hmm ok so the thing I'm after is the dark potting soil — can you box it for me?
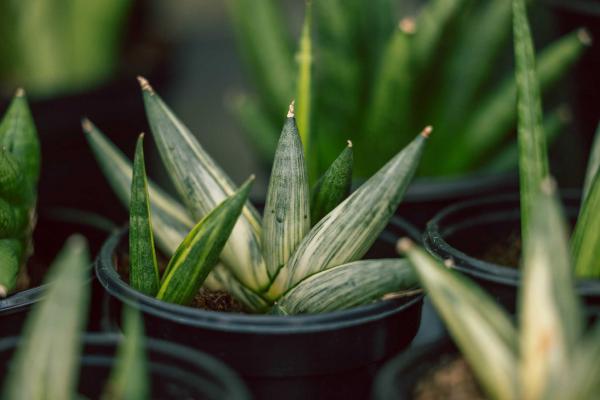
[477,229,521,268]
[117,252,248,313]
[413,355,486,400]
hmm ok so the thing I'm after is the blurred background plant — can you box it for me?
[226,0,590,180]
[0,0,133,98]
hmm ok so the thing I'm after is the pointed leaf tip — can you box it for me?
[347,140,353,148]
[540,176,558,195]
[577,28,592,46]
[396,238,415,254]
[15,88,25,97]
[399,18,416,34]
[137,76,154,94]
[287,100,295,118]
[81,118,94,133]
[421,126,433,138]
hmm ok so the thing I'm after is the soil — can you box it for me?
[413,355,486,400]
[117,251,248,313]
[478,229,521,268]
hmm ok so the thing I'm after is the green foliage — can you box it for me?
[0,90,40,296]
[400,179,600,400]
[227,0,587,178]
[88,79,427,313]
[0,0,132,97]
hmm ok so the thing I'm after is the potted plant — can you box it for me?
[86,79,425,399]
[226,0,589,227]
[0,235,250,400]
[424,0,600,314]
[374,171,600,399]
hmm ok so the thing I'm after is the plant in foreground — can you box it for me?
[0,89,40,297]
[1,236,148,400]
[399,178,600,400]
[84,80,428,313]
[228,0,588,178]
[511,0,600,279]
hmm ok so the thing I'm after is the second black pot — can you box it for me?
[423,193,600,316]
[0,333,250,399]
[96,225,424,400]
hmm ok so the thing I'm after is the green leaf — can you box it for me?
[83,119,194,255]
[560,324,600,400]
[272,259,418,315]
[582,122,600,202]
[519,178,582,400]
[157,177,254,305]
[263,106,310,279]
[0,239,22,297]
[207,264,269,312]
[444,28,589,173]
[102,306,149,400]
[140,79,270,292]
[227,0,294,115]
[0,147,29,203]
[295,1,313,156]
[2,235,90,400]
[398,239,518,400]
[310,140,353,225]
[0,89,40,185]
[266,128,429,299]
[129,134,159,296]
[572,170,600,278]
[513,0,550,249]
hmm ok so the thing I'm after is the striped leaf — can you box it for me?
[0,148,30,203]
[582,122,600,202]
[559,324,600,400]
[295,1,313,156]
[263,105,310,279]
[513,0,550,249]
[157,177,254,306]
[310,140,353,225]
[399,239,518,400]
[129,134,160,296]
[267,129,429,299]
[0,89,40,185]
[272,259,418,315]
[2,235,90,400]
[519,178,582,400]
[444,28,589,173]
[102,306,149,400]
[83,119,193,255]
[140,79,270,292]
[572,170,600,278]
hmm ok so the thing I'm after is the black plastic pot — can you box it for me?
[0,333,250,399]
[96,225,424,400]
[372,338,456,400]
[0,208,116,337]
[396,172,517,229]
[423,193,600,316]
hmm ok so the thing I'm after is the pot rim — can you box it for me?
[96,228,423,335]
[424,192,600,294]
[0,332,251,399]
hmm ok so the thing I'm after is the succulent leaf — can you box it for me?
[1,235,90,400]
[582,122,600,202]
[157,177,254,305]
[267,129,428,299]
[295,1,313,156]
[310,141,353,225]
[571,170,600,278]
[519,178,582,400]
[129,134,160,296]
[272,258,418,315]
[140,79,270,292]
[263,107,310,279]
[399,239,518,400]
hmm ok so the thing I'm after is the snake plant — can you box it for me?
[1,236,148,400]
[85,79,427,313]
[511,0,600,279]
[0,89,40,297]
[228,0,588,179]
[399,178,600,400]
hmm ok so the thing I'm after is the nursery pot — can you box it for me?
[0,333,250,399]
[96,224,424,400]
[396,171,517,229]
[0,208,115,337]
[372,338,460,400]
[423,193,600,316]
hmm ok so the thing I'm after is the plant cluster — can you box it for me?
[85,80,428,313]
[0,90,40,297]
[228,0,588,178]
